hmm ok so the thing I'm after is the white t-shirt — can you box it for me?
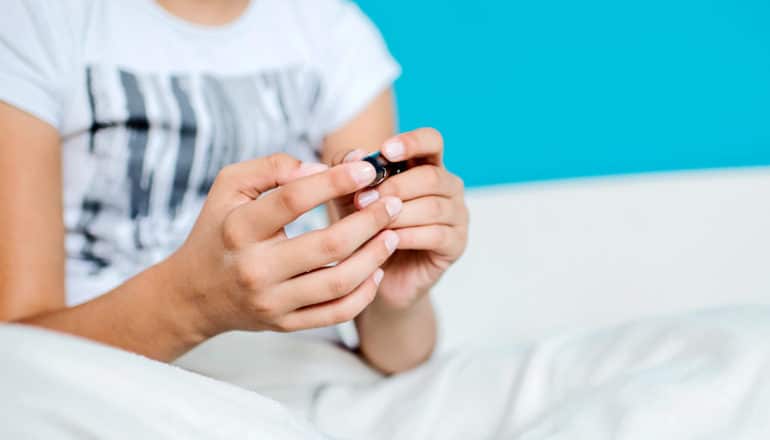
[0,0,399,339]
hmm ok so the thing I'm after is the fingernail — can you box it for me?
[343,149,366,163]
[383,139,405,161]
[373,268,384,286]
[384,197,402,217]
[358,190,380,208]
[384,230,400,252]
[350,162,376,185]
[298,162,329,176]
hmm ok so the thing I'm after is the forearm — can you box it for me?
[15,260,211,362]
[355,292,437,375]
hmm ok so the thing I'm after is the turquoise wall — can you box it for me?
[356,0,770,187]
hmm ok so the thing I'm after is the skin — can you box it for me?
[0,1,469,375]
[0,103,65,319]
[322,91,469,373]
[1,97,402,361]
[155,0,251,26]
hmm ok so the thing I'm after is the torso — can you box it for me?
[60,0,329,304]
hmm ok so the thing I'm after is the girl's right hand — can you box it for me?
[166,153,402,338]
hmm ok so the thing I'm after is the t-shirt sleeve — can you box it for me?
[305,0,402,135]
[0,0,78,130]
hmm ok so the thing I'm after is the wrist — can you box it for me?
[153,255,221,347]
[362,288,432,323]
[356,291,437,374]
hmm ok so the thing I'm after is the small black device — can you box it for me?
[362,151,409,187]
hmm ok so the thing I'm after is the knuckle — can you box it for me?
[379,178,401,198]
[250,294,277,317]
[277,187,305,215]
[221,217,242,250]
[424,127,444,146]
[330,150,348,166]
[326,273,353,297]
[426,227,444,248]
[216,164,238,183]
[430,198,445,219]
[267,153,295,172]
[234,259,267,291]
[320,233,349,260]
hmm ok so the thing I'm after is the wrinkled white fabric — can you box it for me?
[4,306,770,439]
[180,306,770,439]
[0,326,324,439]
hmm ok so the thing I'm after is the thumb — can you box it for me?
[284,161,329,182]
[328,148,368,167]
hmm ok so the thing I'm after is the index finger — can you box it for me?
[227,161,377,242]
[381,127,444,165]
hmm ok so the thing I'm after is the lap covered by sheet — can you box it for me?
[180,306,770,439]
[0,325,323,439]
[4,306,770,439]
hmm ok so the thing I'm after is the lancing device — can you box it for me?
[362,151,409,187]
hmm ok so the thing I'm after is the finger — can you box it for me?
[273,230,397,313]
[285,162,331,181]
[263,197,402,280]
[209,153,307,203]
[381,127,444,164]
[343,149,368,163]
[388,196,460,229]
[326,150,371,219]
[361,165,460,204]
[395,225,466,258]
[328,148,369,167]
[275,269,383,332]
[225,161,377,244]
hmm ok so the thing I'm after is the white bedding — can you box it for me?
[4,306,770,439]
[434,167,770,350]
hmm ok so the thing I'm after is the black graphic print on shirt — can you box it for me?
[76,65,323,271]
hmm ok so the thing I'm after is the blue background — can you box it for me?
[355,0,770,187]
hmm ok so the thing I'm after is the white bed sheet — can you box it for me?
[433,167,770,351]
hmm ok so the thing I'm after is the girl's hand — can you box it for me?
[167,154,403,338]
[333,128,469,312]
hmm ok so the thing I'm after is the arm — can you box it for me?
[0,103,65,319]
[0,102,213,359]
[1,102,399,362]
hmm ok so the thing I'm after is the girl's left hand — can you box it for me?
[331,128,469,311]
